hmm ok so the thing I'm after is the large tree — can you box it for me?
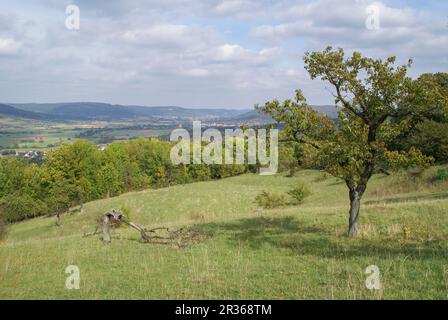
[258,47,447,237]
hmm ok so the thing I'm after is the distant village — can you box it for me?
[0,144,109,164]
[0,150,46,164]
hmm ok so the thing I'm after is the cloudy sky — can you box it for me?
[0,0,447,108]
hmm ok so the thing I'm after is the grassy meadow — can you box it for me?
[0,167,447,299]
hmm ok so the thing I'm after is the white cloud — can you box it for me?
[214,0,258,16]
[182,68,209,77]
[122,24,206,48]
[0,37,21,55]
[210,44,282,67]
[213,44,251,61]
[0,0,446,107]
[251,1,447,53]
[250,0,448,76]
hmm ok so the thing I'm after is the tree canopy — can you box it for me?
[0,139,248,223]
[258,47,448,237]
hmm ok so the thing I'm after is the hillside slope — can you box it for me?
[10,102,248,121]
[9,102,337,122]
[1,168,447,299]
[0,104,51,120]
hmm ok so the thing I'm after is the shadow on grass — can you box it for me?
[326,180,344,186]
[364,191,448,205]
[198,216,323,248]
[196,216,447,260]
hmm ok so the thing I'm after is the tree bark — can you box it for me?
[348,186,365,238]
[102,214,111,243]
[55,212,61,227]
[126,221,151,242]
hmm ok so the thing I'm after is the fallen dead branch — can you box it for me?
[83,209,203,247]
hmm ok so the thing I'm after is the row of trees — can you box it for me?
[0,138,249,223]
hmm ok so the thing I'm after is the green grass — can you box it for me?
[1,167,448,299]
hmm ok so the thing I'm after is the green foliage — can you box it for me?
[287,184,311,205]
[394,120,448,163]
[0,215,7,240]
[257,46,444,236]
[0,194,47,223]
[116,206,133,229]
[255,191,287,209]
[258,47,441,186]
[0,158,29,198]
[435,168,448,181]
[278,143,300,176]
[0,138,249,222]
[389,73,448,162]
[119,206,132,220]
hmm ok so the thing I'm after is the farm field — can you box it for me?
[0,117,172,151]
[0,118,99,150]
[0,167,447,299]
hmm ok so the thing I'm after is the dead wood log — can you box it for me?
[102,214,111,243]
[84,209,203,246]
[83,227,100,237]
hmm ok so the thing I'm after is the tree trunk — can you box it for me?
[348,186,365,238]
[55,212,61,227]
[102,215,111,243]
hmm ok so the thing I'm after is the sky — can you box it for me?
[0,0,447,109]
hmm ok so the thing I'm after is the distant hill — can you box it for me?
[10,102,248,121]
[5,102,338,122]
[0,104,52,120]
[10,102,143,120]
[227,110,273,124]
[312,105,338,119]
[228,105,338,124]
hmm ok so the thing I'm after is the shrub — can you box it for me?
[435,168,448,181]
[0,194,48,223]
[278,144,300,176]
[117,206,133,228]
[287,184,311,205]
[255,191,287,209]
[0,215,7,240]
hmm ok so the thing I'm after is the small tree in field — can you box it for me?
[258,47,447,237]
